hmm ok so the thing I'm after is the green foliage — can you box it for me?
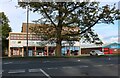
[0,12,12,39]
[0,26,2,37]
[18,2,120,44]
[0,12,12,55]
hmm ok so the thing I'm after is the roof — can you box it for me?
[81,43,120,49]
[103,43,120,49]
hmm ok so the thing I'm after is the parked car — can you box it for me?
[90,50,104,56]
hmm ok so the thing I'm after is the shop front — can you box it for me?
[10,47,22,56]
[9,39,56,57]
[9,32,81,57]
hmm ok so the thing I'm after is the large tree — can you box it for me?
[0,12,12,56]
[18,2,120,56]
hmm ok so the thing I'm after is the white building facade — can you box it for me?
[8,32,81,57]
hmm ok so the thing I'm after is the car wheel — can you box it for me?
[90,54,92,56]
[96,54,98,56]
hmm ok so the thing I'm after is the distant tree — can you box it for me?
[18,2,120,56]
[0,12,12,56]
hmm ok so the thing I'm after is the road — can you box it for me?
[2,56,120,78]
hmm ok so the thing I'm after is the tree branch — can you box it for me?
[63,3,84,21]
[80,17,101,34]
[41,4,57,27]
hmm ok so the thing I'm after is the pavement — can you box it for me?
[1,56,120,78]
[1,54,90,58]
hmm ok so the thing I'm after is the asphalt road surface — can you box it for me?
[2,56,120,78]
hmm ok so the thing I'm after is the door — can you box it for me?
[28,50,33,56]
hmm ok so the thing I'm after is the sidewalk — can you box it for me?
[1,54,119,59]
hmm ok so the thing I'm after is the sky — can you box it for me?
[0,0,120,44]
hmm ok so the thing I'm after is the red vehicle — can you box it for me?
[103,48,113,54]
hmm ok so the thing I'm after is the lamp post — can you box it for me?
[18,0,30,56]
[26,2,29,56]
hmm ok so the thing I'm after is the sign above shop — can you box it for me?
[9,40,80,47]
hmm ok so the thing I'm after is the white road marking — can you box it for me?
[77,60,81,62]
[40,69,52,78]
[94,65,103,67]
[47,68,58,70]
[106,64,114,66]
[79,66,88,68]
[8,69,25,74]
[4,62,13,64]
[62,66,72,69]
[29,68,41,72]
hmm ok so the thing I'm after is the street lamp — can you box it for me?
[26,2,29,56]
[18,0,30,56]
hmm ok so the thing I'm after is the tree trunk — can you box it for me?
[55,3,63,56]
[55,26,62,56]
[56,40,61,56]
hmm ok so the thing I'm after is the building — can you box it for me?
[8,23,81,57]
[81,44,102,54]
[103,43,120,54]
[81,43,120,54]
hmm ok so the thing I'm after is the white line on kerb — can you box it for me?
[8,69,25,74]
[40,69,52,78]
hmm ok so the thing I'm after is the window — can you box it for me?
[10,36,14,39]
[32,35,36,40]
[29,34,33,40]
[23,34,26,39]
[16,34,20,39]
[19,35,23,39]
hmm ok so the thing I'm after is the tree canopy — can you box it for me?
[18,2,120,56]
[0,12,12,55]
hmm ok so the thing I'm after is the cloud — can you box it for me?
[109,37,118,42]
[103,36,118,43]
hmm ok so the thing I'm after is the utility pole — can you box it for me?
[26,2,29,56]
[18,0,30,57]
